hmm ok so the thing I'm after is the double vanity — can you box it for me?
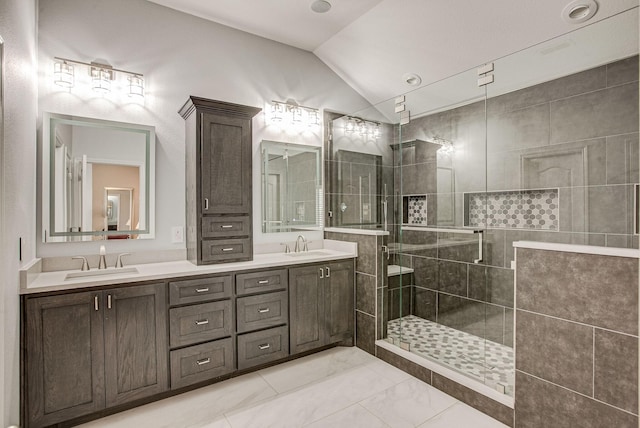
[20,242,356,428]
[25,96,349,428]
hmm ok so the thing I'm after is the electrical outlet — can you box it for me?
[171,226,184,243]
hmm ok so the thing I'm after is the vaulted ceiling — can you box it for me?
[147,0,639,108]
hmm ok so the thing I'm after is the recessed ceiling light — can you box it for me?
[403,73,422,86]
[311,0,331,13]
[562,0,598,24]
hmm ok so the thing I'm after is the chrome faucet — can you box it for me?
[294,235,308,253]
[98,245,107,270]
[72,256,90,271]
[115,253,131,268]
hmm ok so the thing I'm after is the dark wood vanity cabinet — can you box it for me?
[23,283,168,428]
[289,260,355,354]
[179,96,261,265]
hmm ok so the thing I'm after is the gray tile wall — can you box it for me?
[515,247,639,427]
[324,231,387,355]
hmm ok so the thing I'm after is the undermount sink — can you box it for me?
[65,267,139,280]
[285,250,332,258]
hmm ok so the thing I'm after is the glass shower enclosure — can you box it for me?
[326,6,639,401]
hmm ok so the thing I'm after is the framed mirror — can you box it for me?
[42,113,155,242]
[261,141,322,233]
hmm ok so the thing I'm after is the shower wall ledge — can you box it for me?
[513,241,640,258]
[324,227,390,236]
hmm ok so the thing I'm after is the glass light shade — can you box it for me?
[271,102,284,122]
[91,68,111,94]
[291,106,302,123]
[372,124,381,139]
[53,61,74,88]
[128,75,144,98]
[307,110,320,126]
[345,117,355,133]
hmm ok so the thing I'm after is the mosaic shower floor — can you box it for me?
[387,315,514,396]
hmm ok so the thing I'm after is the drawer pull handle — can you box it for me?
[258,344,271,350]
[204,198,209,210]
[258,280,269,284]
[221,225,233,229]
[319,268,324,279]
[195,319,209,326]
[222,248,234,252]
[257,308,270,314]
[326,267,331,278]
[94,295,99,311]
[196,358,211,366]
[195,287,210,293]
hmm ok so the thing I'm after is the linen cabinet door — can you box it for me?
[103,283,168,407]
[289,264,325,354]
[25,291,105,428]
[325,260,355,344]
[200,113,252,215]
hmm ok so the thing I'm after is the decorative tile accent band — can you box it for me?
[406,195,427,225]
[465,189,559,230]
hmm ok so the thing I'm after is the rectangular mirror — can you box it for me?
[42,113,155,242]
[261,141,322,233]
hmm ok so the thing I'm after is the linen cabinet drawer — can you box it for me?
[237,326,289,370]
[202,216,250,238]
[201,238,251,263]
[236,269,288,296]
[236,291,288,333]
[169,275,232,306]
[170,338,234,389]
[169,301,232,348]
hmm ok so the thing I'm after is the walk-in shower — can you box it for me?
[326,8,639,401]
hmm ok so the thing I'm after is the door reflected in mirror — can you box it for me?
[261,141,322,233]
[42,113,155,242]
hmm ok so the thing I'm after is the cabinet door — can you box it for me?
[25,291,105,428]
[201,113,252,214]
[325,260,355,344]
[289,264,324,354]
[103,283,168,407]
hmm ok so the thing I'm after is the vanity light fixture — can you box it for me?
[269,100,321,128]
[344,116,381,140]
[431,136,454,155]
[53,57,144,98]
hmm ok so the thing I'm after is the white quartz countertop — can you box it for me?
[21,240,357,295]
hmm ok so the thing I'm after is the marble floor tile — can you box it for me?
[77,347,509,428]
[418,402,511,428]
[258,346,377,393]
[304,404,391,428]
[78,373,276,428]
[226,365,397,428]
[360,378,458,428]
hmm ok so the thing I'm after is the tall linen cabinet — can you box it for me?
[179,96,261,265]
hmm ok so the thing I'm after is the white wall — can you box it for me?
[37,0,372,258]
[0,0,38,425]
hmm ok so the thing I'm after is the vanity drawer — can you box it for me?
[202,216,250,238]
[170,338,234,390]
[236,269,288,296]
[236,291,288,333]
[237,326,289,370]
[169,275,232,306]
[201,238,251,263]
[169,301,232,348]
